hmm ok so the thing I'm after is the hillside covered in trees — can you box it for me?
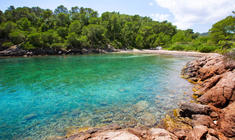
[0,5,234,55]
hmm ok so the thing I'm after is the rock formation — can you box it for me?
[181,54,235,139]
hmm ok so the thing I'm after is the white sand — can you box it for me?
[114,49,217,57]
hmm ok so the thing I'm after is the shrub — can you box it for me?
[2,42,14,48]
[9,31,25,44]
[110,40,122,49]
[22,42,35,50]
[51,43,67,49]
[168,44,185,51]
[28,32,42,47]
[168,43,197,51]
[197,45,217,53]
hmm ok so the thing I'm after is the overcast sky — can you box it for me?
[0,0,234,33]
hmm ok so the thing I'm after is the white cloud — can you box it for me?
[155,0,235,30]
[151,13,170,21]
[149,2,154,6]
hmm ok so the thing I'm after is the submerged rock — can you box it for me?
[23,113,37,120]
[133,101,149,112]
[140,112,156,127]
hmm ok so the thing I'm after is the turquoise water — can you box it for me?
[0,54,194,140]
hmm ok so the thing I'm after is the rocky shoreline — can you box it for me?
[0,45,215,58]
[48,54,234,140]
[0,45,119,57]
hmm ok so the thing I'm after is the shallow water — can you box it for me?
[0,54,194,140]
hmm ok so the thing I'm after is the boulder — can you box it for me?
[179,102,211,117]
[195,75,222,96]
[127,128,148,139]
[0,46,27,56]
[198,60,226,81]
[206,134,219,140]
[23,113,37,120]
[89,130,140,140]
[181,54,224,80]
[181,60,201,79]
[218,102,235,137]
[209,112,219,120]
[148,128,178,140]
[81,48,89,54]
[133,101,149,112]
[106,45,118,52]
[186,125,208,140]
[173,129,188,140]
[191,115,215,128]
[66,129,141,140]
[140,112,156,127]
[198,71,235,107]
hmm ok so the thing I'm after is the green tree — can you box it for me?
[0,10,6,24]
[57,27,68,38]
[0,21,17,39]
[54,5,68,15]
[172,30,193,43]
[121,22,140,48]
[27,32,42,47]
[82,24,107,48]
[209,15,235,46]
[56,13,70,27]
[69,20,82,34]
[41,30,62,47]
[67,32,88,48]
[9,31,25,44]
[16,17,31,31]
[154,32,171,46]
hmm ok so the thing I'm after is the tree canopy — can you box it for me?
[0,5,234,53]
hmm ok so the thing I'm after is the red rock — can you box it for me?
[218,102,235,138]
[186,125,208,140]
[73,134,91,140]
[199,60,226,80]
[127,128,147,139]
[89,130,140,140]
[148,128,178,140]
[192,115,215,128]
[206,134,218,140]
[210,112,219,120]
[198,71,235,107]
[195,75,222,95]
[173,129,188,140]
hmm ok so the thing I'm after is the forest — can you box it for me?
[0,5,234,54]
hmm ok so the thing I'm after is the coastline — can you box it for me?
[0,46,217,58]
[60,54,235,140]
[114,49,217,57]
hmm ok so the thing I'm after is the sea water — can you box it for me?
[0,54,194,139]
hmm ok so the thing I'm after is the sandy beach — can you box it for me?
[115,49,217,57]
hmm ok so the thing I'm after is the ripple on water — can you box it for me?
[0,54,195,140]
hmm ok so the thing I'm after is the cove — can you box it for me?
[0,54,194,140]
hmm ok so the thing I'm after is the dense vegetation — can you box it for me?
[0,5,234,53]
